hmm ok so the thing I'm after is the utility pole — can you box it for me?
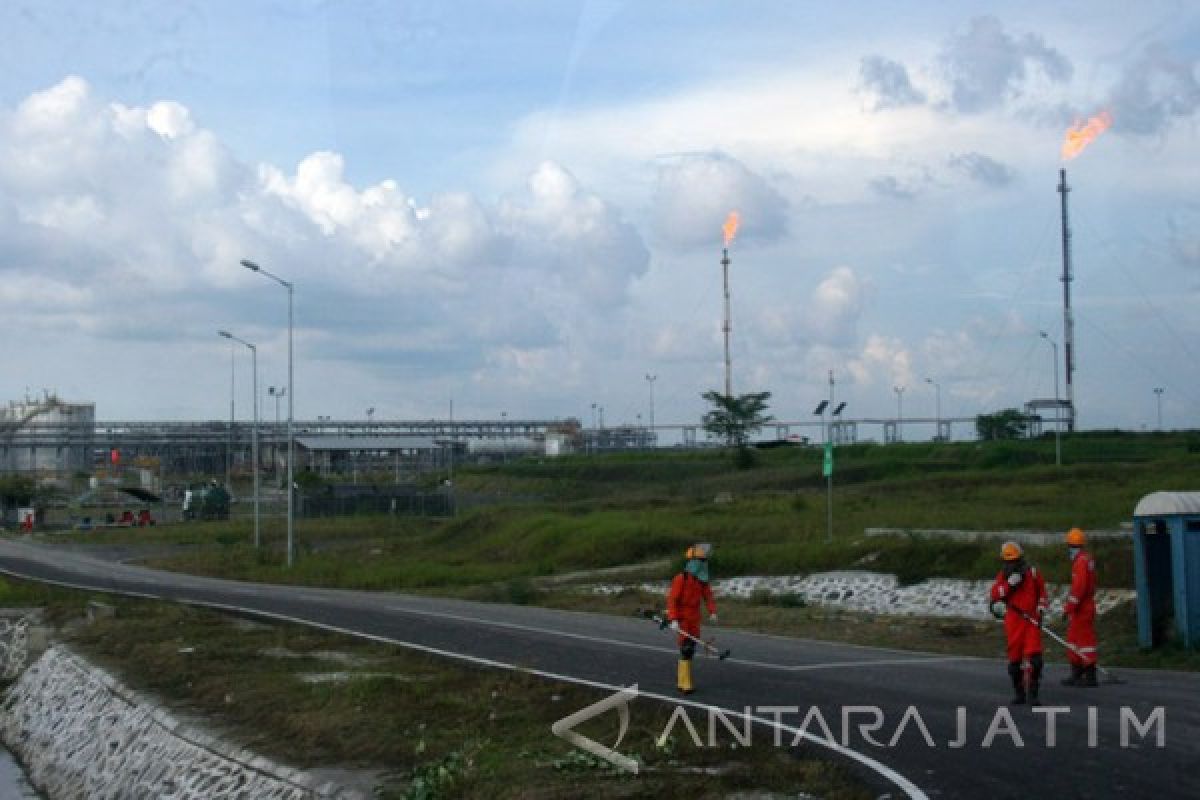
[1040,332,1062,466]
[226,340,235,489]
[827,371,835,543]
[645,373,657,448]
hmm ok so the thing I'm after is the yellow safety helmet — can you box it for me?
[685,542,712,560]
[1001,541,1023,562]
[1066,527,1086,547]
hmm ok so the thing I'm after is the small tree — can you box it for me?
[976,408,1031,440]
[0,475,35,508]
[702,391,773,464]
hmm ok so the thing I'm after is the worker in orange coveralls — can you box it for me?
[989,541,1048,705]
[665,543,717,695]
[1061,527,1099,687]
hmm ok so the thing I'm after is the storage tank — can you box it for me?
[465,437,542,456]
[0,392,95,473]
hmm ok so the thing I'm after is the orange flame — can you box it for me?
[1061,111,1113,161]
[722,211,740,247]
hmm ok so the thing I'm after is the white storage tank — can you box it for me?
[0,392,95,473]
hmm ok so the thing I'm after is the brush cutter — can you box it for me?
[1010,608,1126,685]
[637,608,731,660]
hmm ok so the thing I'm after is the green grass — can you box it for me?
[44,587,870,799]
[36,431,1200,670]
[8,433,1200,793]
[42,432,1190,596]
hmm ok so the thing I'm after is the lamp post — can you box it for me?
[225,337,235,489]
[811,397,830,541]
[893,385,905,442]
[242,259,295,567]
[925,377,941,442]
[645,373,657,448]
[813,369,839,543]
[1039,332,1062,466]
[1154,387,1164,430]
[500,411,508,465]
[220,330,260,549]
[269,386,285,474]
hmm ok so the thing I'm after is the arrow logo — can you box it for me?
[551,684,639,774]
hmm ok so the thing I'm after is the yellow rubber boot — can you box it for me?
[677,660,694,694]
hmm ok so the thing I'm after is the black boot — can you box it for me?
[1061,665,1083,687]
[1008,662,1026,705]
[1082,665,1099,687]
[1028,655,1043,707]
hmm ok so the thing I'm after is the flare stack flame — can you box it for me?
[1062,111,1113,161]
[722,211,740,248]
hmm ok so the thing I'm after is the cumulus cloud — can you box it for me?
[1105,43,1200,136]
[948,152,1015,187]
[651,153,787,250]
[806,266,866,345]
[859,55,927,110]
[497,161,649,308]
[939,16,1072,113]
[847,334,913,388]
[0,77,651,400]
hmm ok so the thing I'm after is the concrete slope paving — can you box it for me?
[0,537,1196,800]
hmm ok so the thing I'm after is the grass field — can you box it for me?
[0,578,870,799]
[77,431,1198,594]
[10,431,1200,796]
[44,431,1199,671]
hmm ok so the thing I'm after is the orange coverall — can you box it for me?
[990,565,1048,662]
[1064,549,1098,667]
[667,572,716,655]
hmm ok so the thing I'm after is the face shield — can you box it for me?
[685,542,713,582]
[1002,558,1026,578]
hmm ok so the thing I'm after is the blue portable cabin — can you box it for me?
[1131,491,1200,649]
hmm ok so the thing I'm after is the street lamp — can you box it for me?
[1039,331,1062,467]
[813,385,834,544]
[223,335,235,489]
[220,330,260,549]
[925,377,942,442]
[1154,387,1164,430]
[500,411,508,465]
[268,386,286,472]
[242,258,295,567]
[893,386,905,442]
[645,374,657,447]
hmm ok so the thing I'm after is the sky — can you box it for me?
[1,1,1198,440]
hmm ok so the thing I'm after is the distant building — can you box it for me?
[0,392,95,474]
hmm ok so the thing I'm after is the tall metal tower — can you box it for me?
[1057,168,1077,432]
[721,248,733,398]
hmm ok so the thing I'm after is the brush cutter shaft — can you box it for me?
[1013,609,1076,654]
[1012,608,1123,683]
[639,609,730,658]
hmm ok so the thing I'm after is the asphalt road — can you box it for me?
[0,537,1196,800]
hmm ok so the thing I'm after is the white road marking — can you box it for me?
[193,598,931,800]
[0,552,931,798]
